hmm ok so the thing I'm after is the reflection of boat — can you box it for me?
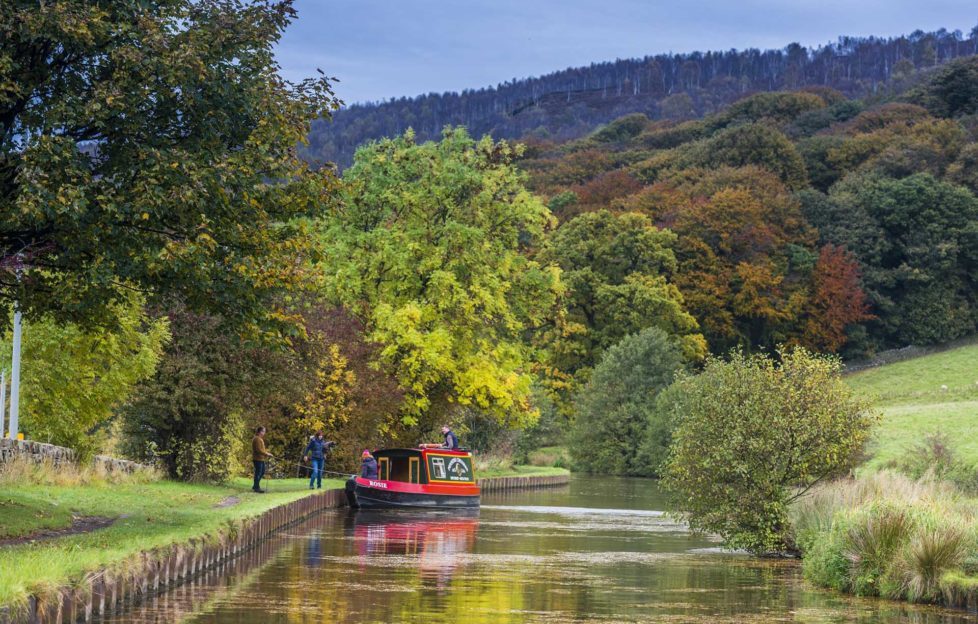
[352,511,479,587]
[345,448,480,509]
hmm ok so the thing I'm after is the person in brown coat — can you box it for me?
[252,426,274,493]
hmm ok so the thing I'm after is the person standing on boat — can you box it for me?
[441,425,459,450]
[252,426,274,493]
[360,450,379,479]
[303,431,334,490]
[420,425,460,450]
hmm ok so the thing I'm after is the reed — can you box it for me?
[792,471,978,605]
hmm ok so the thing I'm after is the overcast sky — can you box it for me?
[274,0,978,105]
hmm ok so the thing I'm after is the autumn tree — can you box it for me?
[538,209,705,385]
[319,128,563,429]
[0,0,339,333]
[799,245,873,353]
[275,307,404,472]
[633,167,818,351]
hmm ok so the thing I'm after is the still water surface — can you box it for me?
[107,476,977,623]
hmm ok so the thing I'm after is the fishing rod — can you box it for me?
[271,458,356,479]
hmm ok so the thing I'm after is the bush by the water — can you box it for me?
[570,327,686,476]
[662,347,876,553]
[792,472,978,604]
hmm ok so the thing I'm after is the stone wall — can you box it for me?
[0,439,149,474]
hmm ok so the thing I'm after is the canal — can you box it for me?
[106,476,977,623]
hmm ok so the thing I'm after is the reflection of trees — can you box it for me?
[104,500,962,624]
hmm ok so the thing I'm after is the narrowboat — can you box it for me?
[345,447,480,509]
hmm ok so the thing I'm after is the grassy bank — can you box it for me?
[791,340,978,607]
[477,465,570,478]
[0,459,343,612]
[846,341,978,470]
[792,472,978,605]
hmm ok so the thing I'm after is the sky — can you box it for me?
[275,0,978,105]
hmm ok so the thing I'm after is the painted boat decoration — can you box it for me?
[345,448,480,509]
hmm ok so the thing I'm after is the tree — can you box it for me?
[680,124,809,189]
[319,128,563,428]
[827,173,978,346]
[641,167,817,351]
[662,348,877,553]
[0,294,168,457]
[121,310,259,481]
[799,245,873,353]
[274,306,405,472]
[908,55,978,118]
[569,328,686,476]
[538,209,705,385]
[0,0,339,334]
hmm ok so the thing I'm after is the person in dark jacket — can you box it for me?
[441,425,459,450]
[360,450,379,479]
[420,425,461,451]
[303,431,335,490]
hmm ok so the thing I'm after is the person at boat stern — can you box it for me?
[252,426,274,493]
[442,425,459,450]
[303,431,335,489]
[360,450,378,479]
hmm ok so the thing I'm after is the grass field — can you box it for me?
[846,341,978,470]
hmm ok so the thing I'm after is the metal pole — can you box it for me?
[9,308,21,440]
[0,369,5,437]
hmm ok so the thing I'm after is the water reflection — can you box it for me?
[349,510,479,590]
[103,477,978,624]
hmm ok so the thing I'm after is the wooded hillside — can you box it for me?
[306,26,978,167]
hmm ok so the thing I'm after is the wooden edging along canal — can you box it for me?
[1,472,569,624]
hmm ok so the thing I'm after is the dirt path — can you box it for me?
[214,496,240,508]
[0,515,118,547]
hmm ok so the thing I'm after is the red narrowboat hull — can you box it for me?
[346,476,480,509]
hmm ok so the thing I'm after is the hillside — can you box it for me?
[305,26,978,168]
[513,55,978,361]
[847,340,978,470]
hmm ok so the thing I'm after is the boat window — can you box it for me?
[378,457,390,480]
[409,457,420,483]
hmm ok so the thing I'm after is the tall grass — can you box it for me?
[0,456,161,487]
[792,471,978,604]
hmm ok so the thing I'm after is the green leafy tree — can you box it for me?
[569,327,686,476]
[680,124,809,189]
[907,55,978,118]
[319,127,563,428]
[0,294,168,457]
[538,209,705,385]
[120,306,313,482]
[0,0,339,334]
[662,348,877,553]
[825,173,978,346]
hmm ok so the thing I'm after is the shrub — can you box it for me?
[662,347,876,553]
[885,431,978,494]
[569,328,686,476]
